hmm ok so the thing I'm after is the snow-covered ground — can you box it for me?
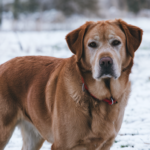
[0,19,150,150]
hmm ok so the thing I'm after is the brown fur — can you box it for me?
[0,19,143,150]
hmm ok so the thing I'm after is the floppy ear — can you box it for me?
[66,22,93,62]
[118,19,143,57]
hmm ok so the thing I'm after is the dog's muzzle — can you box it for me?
[99,57,115,78]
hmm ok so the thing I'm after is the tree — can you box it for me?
[0,0,2,26]
[126,0,148,13]
[13,0,20,19]
[52,0,99,16]
[0,2,3,26]
[28,0,39,12]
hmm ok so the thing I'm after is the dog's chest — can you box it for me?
[73,105,121,149]
[89,109,118,140]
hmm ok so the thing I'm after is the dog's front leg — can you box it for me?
[51,143,98,150]
[98,138,114,150]
[51,144,87,150]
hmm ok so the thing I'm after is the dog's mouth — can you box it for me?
[99,73,117,79]
[97,68,118,79]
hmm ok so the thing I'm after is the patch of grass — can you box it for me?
[121,145,129,148]
[121,145,134,148]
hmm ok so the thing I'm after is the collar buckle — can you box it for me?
[110,97,114,105]
[82,83,85,92]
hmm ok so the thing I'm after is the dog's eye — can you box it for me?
[111,40,121,46]
[88,42,97,48]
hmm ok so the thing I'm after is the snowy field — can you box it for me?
[0,19,150,150]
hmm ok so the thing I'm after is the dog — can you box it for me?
[0,19,143,150]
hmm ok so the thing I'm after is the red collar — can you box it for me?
[81,77,117,105]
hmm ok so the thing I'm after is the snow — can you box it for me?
[0,19,150,149]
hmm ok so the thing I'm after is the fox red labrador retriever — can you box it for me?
[0,19,143,150]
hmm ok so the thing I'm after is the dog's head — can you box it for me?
[66,19,143,80]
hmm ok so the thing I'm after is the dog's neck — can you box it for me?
[77,59,133,103]
[65,56,131,107]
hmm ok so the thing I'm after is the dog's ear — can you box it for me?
[66,22,93,62]
[118,19,143,57]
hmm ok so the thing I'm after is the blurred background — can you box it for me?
[1,0,150,30]
[0,0,150,150]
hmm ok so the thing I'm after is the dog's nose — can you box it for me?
[99,57,113,68]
